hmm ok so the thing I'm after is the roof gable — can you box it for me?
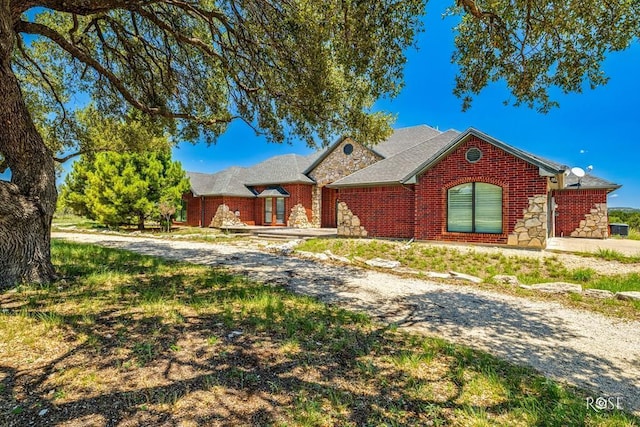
[305,137,382,186]
[304,125,442,175]
[303,136,381,176]
[405,128,566,182]
[243,153,315,185]
[328,130,460,188]
[187,167,256,197]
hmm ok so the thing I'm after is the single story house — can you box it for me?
[183,125,620,248]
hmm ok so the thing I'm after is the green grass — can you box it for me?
[297,238,640,318]
[52,212,102,230]
[297,238,640,293]
[585,248,640,264]
[626,228,640,241]
[0,241,637,425]
[53,212,249,244]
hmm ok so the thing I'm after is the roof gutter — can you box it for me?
[562,184,622,192]
[327,181,402,189]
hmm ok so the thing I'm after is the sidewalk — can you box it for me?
[547,237,640,256]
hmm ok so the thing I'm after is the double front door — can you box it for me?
[264,197,285,225]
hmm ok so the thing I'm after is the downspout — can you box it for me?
[201,196,205,228]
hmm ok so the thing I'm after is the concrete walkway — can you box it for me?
[53,232,640,415]
[220,225,338,239]
[548,237,640,256]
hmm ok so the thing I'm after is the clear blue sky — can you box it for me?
[174,2,640,209]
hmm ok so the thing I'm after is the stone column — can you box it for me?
[287,203,312,228]
[508,195,548,248]
[570,203,609,238]
[311,186,322,228]
[211,204,245,228]
[336,201,368,237]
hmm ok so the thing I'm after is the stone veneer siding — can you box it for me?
[210,204,245,228]
[336,202,368,237]
[308,138,382,229]
[308,138,382,186]
[508,195,548,247]
[414,137,548,244]
[336,185,415,238]
[311,186,321,227]
[570,203,609,238]
[287,203,312,228]
[552,189,609,238]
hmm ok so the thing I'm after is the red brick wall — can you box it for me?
[183,192,202,227]
[222,197,257,224]
[414,137,548,243]
[322,187,338,227]
[253,184,313,225]
[338,185,415,238]
[285,184,314,210]
[552,189,608,237]
[183,184,313,227]
[181,193,224,227]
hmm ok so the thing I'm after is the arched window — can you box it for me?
[447,183,502,233]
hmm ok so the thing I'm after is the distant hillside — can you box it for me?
[608,207,640,213]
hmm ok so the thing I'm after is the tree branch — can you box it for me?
[457,0,505,27]
[53,149,90,163]
[133,8,257,93]
[16,1,153,16]
[15,34,68,124]
[135,8,223,61]
[15,19,234,126]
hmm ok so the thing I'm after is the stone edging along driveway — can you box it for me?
[52,232,640,415]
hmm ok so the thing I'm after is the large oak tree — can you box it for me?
[0,0,638,288]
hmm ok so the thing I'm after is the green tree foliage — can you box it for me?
[58,158,92,219]
[61,151,189,230]
[13,1,428,154]
[53,104,173,163]
[452,0,640,112]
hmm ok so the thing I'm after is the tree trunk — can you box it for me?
[0,8,57,289]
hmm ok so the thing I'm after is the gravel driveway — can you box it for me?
[53,232,640,415]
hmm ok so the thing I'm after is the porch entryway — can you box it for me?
[321,187,338,228]
[264,196,286,225]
